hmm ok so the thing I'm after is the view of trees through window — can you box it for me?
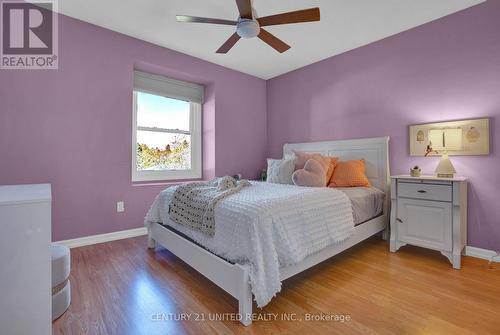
[135,92,191,171]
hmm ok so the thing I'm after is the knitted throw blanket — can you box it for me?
[168,176,251,236]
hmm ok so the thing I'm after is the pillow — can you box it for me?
[292,159,327,187]
[292,150,338,183]
[328,159,370,187]
[266,158,295,184]
[324,157,338,181]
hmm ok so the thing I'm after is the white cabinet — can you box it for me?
[0,184,52,335]
[397,198,452,251]
[390,176,467,269]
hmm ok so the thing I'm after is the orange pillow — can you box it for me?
[292,150,338,184]
[328,159,370,187]
[324,157,338,182]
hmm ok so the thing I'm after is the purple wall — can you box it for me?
[0,15,267,241]
[267,1,500,250]
[1,2,499,250]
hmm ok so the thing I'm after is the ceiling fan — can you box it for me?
[176,0,320,54]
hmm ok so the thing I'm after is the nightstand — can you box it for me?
[390,175,467,269]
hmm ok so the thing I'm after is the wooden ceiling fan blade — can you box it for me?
[176,15,237,26]
[257,7,320,26]
[216,33,241,53]
[235,0,252,19]
[258,29,290,53]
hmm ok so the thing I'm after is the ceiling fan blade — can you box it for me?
[258,29,290,53]
[257,7,320,27]
[176,15,237,26]
[235,0,253,19]
[216,33,241,53]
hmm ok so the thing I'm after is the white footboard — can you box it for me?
[148,223,253,325]
[147,215,386,326]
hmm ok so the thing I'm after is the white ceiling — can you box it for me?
[56,0,484,79]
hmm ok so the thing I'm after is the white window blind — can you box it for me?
[133,70,204,104]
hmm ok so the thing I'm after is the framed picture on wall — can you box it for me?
[409,118,489,156]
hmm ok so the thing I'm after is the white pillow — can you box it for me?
[266,158,295,184]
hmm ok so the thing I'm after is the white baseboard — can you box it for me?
[53,227,147,249]
[465,246,500,263]
[54,229,500,262]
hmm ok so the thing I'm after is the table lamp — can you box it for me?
[429,128,462,178]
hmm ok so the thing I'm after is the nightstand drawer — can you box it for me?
[398,182,451,202]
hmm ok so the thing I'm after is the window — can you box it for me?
[132,71,203,182]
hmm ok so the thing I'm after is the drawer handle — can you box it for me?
[417,190,427,193]
[396,218,403,223]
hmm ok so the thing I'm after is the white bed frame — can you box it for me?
[147,136,390,326]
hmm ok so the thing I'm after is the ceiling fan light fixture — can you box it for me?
[236,19,260,38]
[177,1,320,53]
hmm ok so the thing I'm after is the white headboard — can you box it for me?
[283,136,390,195]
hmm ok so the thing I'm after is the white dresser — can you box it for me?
[0,184,52,335]
[389,175,467,269]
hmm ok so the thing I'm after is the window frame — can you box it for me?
[131,91,202,182]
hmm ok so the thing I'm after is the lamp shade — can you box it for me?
[435,153,456,178]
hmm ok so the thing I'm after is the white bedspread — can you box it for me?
[145,181,354,308]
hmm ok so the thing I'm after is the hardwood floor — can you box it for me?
[53,236,500,335]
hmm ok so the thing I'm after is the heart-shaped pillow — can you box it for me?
[292,159,327,187]
[292,150,338,184]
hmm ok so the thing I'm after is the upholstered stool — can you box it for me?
[51,245,71,321]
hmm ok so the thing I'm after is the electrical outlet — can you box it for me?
[116,201,125,213]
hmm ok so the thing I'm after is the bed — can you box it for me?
[145,136,390,326]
